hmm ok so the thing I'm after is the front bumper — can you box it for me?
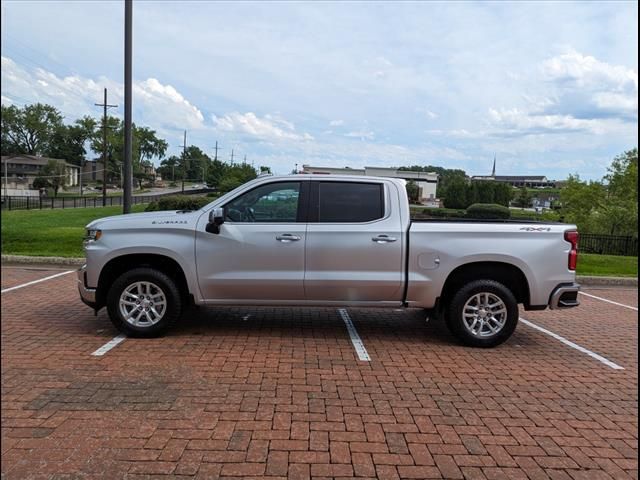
[77,265,97,308]
[549,282,581,309]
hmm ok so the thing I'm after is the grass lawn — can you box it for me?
[577,253,638,277]
[1,205,146,258]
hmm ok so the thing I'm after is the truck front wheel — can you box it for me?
[446,279,518,348]
[106,267,182,338]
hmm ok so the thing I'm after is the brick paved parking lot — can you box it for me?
[1,265,637,479]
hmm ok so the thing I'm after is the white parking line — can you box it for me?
[91,335,127,356]
[1,270,74,293]
[520,318,624,370]
[579,291,638,311]
[338,308,371,362]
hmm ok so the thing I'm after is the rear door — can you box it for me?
[304,180,404,302]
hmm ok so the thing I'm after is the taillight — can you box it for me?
[564,230,579,270]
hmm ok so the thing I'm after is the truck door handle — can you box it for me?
[372,235,397,243]
[276,234,301,242]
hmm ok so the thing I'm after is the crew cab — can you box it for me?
[78,174,580,347]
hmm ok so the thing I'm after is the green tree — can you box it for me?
[206,159,227,188]
[47,118,96,166]
[442,176,468,209]
[1,103,64,155]
[218,175,243,193]
[513,186,532,208]
[41,159,68,197]
[406,180,420,203]
[600,148,638,235]
[493,182,513,206]
[31,176,50,191]
[559,175,605,232]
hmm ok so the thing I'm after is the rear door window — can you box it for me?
[316,182,384,223]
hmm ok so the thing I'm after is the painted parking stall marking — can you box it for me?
[338,308,371,361]
[1,270,75,293]
[579,291,638,311]
[520,317,624,370]
[91,334,127,356]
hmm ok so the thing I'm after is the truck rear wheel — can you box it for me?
[106,267,182,338]
[446,279,518,348]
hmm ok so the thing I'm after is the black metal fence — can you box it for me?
[580,233,638,257]
[1,188,216,211]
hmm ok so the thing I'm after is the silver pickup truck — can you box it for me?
[78,174,580,347]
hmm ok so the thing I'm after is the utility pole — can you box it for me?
[95,88,118,206]
[230,149,234,165]
[213,141,218,161]
[181,130,187,193]
[123,0,133,213]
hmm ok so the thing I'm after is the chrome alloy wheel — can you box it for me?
[118,281,167,327]
[462,292,508,337]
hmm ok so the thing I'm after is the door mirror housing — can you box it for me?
[206,207,225,234]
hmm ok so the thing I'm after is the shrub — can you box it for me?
[206,192,219,198]
[145,195,211,212]
[466,203,511,219]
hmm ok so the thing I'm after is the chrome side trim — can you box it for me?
[549,282,581,309]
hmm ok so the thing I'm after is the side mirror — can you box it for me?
[206,207,225,234]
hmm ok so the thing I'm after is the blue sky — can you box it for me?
[1,1,637,179]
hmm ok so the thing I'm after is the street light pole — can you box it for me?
[123,0,133,213]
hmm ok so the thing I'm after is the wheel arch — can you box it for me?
[96,253,191,309]
[438,261,531,311]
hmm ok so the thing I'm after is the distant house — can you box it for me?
[81,159,105,182]
[1,155,79,191]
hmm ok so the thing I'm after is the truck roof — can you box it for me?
[270,174,407,184]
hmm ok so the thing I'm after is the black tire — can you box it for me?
[106,267,182,338]
[445,279,518,348]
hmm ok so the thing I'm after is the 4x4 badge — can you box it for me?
[520,227,551,232]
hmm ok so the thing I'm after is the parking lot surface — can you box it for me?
[1,265,637,479]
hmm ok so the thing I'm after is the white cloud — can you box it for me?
[543,50,637,90]
[212,111,313,142]
[0,56,205,130]
[540,50,637,121]
[329,119,344,126]
[488,107,602,135]
[344,130,375,141]
[135,78,204,129]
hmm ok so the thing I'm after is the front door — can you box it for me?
[195,180,308,301]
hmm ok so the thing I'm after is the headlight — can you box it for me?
[85,229,102,242]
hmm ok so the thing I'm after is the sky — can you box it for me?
[1,1,637,180]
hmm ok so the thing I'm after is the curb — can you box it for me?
[1,255,85,266]
[577,275,638,287]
